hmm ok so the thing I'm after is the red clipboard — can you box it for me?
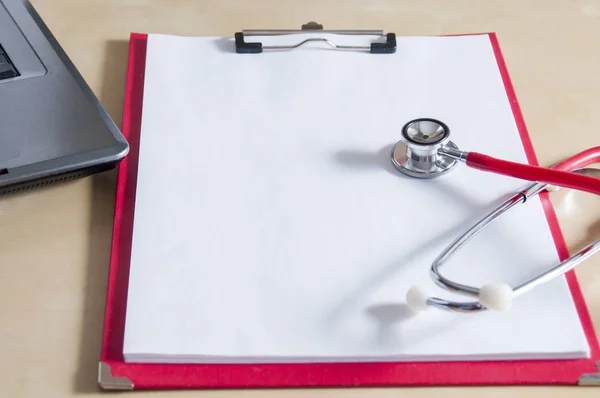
[98,32,600,390]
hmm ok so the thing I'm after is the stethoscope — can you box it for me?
[390,118,600,314]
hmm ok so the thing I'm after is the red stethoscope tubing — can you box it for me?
[465,147,600,195]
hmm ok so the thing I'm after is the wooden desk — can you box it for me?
[1,0,599,396]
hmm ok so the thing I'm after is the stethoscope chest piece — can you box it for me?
[391,118,460,179]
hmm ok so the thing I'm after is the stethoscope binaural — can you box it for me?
[390,118,600,314]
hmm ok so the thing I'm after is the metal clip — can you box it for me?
[234,21,396,54]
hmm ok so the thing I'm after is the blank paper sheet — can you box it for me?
[122,33,590,363]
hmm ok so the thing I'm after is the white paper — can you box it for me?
[122,32,590,363]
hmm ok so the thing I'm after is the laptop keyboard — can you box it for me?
[0,43,19,80]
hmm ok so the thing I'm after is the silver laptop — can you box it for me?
[0,0,128,194]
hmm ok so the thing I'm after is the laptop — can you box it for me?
[0,0,129,194]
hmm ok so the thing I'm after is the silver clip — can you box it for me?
[235,21,396,54]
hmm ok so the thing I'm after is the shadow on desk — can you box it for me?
[73,39,129,394]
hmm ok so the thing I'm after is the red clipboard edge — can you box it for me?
[98,32,600,390]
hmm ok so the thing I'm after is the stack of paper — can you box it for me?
[121,32,590,364]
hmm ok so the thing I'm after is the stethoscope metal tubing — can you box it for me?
[393,117,600,313]
[428,168,600,313]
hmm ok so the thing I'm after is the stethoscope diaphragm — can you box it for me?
[390,118,460,179]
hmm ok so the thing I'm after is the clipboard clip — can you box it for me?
[234,21,396,54]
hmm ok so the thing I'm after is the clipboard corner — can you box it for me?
[578,362,600,386]
[97,361,134,391]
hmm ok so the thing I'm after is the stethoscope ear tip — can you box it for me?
[406,285,430,312]
[405,283,514,313]
[479,284,514,312]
